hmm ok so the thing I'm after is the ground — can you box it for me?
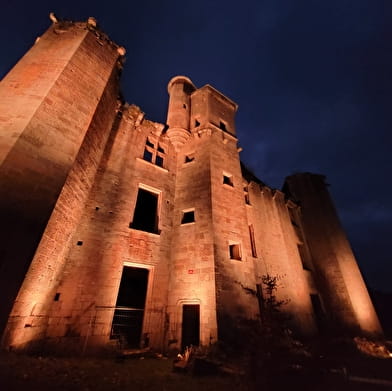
[1,343,392,391]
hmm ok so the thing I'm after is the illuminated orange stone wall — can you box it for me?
[284,173,382,336]
[0,19,382,353]
[0,20,123,344]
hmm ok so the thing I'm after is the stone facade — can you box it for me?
[0,19,382,354]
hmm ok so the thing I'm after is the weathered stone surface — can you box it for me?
[0,19,382,354]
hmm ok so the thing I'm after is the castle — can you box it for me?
[0,17,382,353]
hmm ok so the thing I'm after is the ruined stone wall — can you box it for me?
[244,183,317,335]
[0,21,123,345]
[17,106,177,353]
[284,173,383,336]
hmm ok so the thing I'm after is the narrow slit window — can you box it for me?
[223,174,233,187]
[181,210,195,224]
[130,188,159,234]
[249,225,257,258]
[244,185,250,205]
[195,119,200,127]
[229,244,241,260]
[219,121,227,131]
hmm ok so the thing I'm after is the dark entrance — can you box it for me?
[181,304,200,350]
[111,267,149,348]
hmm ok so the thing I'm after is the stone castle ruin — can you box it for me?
[0,17,382,353]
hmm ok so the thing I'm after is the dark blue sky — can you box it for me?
[1,1,391,291]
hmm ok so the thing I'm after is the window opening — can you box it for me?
[244,185,250,204]
[143,138,166,168]
[181,210,195,224]
[77,241,83,246]
[223,174,233,187]
[229,244,241,260]
[195,119,200,127]
[185,155,195,163]
[297,244,311,270]
[130,188,159,234]
[54,293,60,301]
[155,155,164,167]
[143,148,153,162]
[219,121,227,131]
[249,225,257,257]
[146,138,154,148]
[310,294,326,333]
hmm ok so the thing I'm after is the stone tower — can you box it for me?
[0,17,124,348]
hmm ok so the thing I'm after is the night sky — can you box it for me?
[1,1,391,292]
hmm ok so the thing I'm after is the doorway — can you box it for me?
[181,304,200,350]
[111,266,149,348]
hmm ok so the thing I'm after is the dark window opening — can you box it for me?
[181,210,195,224]
[256,283,264,315]
[183,103,187,109]
[130,188,159,234]
[54,293,60,301]
[229,244,241,260]
[223,174,233,186]
[185,155,194,163]
[77,241,83,246]
[155,155,164,167]
[111,267,149,348]
[95,206,100,211]
[143,138,166,168]
[143,148,153,162]
[310,294,326,333]
[181,304,200,350]
[219,121,227,131]
[298,244,311,270]
[195,119,200,127]
[249,225,257,258]
[146,138,154,148]
[244,185,250,205]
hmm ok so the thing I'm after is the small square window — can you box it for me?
[185,155,195,163]
[181,210,195,224]
[229,244,241,260]
[223,174,233,187]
